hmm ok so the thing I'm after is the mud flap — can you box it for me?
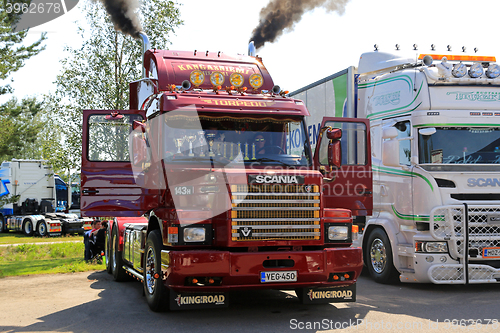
[169,291,229,310]
[298,284,356,304]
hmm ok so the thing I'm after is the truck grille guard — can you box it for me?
[230,184,321,241]
[430,204,500,284]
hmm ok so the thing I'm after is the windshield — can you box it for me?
[160,113,311,167]
[419,127,500,164]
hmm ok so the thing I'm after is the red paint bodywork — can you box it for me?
[81,49,371,299]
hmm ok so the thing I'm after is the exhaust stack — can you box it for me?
[248,41,256,57]
[137,32,150,78]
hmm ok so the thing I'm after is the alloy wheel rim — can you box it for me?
[370,238,387,273]
[145,247,156,294]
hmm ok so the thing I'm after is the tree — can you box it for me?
[44,0,182,177]
[0,0,47,95]
[0,96,45,162]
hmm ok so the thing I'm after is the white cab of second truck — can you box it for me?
[290,49,500,284]
[0,159,85,236]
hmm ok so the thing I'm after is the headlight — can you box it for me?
[328,226,349,241]
[415,241,448,253]
[183,227,206,242]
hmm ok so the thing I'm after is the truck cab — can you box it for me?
[81,36,372,310]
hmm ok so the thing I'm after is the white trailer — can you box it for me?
[0,159,85,236]
[290,49,500,284]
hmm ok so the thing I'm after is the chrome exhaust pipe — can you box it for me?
[137,32,150,78]
[248,41,256,57]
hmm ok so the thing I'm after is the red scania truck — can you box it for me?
[80,34,372,311]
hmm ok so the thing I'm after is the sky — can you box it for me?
[4,0,500,104]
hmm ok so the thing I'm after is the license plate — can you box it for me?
[260,271,297,283]
[174,186,194,195]
[483,247,500,258]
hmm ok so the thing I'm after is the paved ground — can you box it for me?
[1,270,500,333]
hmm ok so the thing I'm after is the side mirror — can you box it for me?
[419,127,436,136]
[326,128,342,168]
[382,127,398,140]
[382,139,399,167]
[131,121,148,166]
[328,140,341,168]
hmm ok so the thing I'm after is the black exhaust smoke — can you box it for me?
[97,0,142,38]
[250,0,350,50]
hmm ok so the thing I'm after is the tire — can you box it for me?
[23,219,34,236]
[37,220,48,237]
[0,216,4,233]
[365,228,399,284]
[105,228,112,274]
[143,230,169,312]
[111,226,128,281]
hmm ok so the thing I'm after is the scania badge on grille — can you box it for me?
[248,175,305,184]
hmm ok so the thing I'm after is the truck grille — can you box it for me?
[230,184,320,241]
[430,205,500,283]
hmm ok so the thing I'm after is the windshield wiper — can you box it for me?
[251,157,291,166]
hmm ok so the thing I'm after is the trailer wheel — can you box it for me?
[37,221,48,237]
[111,227,128,281]
[23,219,34,236]
[365,228,399,284]
[143,230,169,312]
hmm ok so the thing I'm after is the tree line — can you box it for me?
[0,0,182,183]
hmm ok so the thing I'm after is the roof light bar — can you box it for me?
[418,54,496,62]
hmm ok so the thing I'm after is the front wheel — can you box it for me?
[105,228,112,274]
[365,228,399,284]
[143,230,169,312]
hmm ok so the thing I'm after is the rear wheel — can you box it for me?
[143,230,169,312]
[23,219,34,236]
[105,228,112,274]
[111,226,128,281]
[37,221,48,237]
[365,228,399,284]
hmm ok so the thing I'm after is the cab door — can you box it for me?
[313,117,372,216]
[81,109,160,217]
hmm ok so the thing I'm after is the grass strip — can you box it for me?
[0,241,105,278]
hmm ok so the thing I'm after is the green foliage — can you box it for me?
[0,96,45,161]
[43,0,182,175]
[0,0,47,95]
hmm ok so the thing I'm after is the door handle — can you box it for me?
[82,189,99,194]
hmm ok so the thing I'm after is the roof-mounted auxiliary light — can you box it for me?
[469,63,484,78]
[190,70,205,87]
[486,64,500,78]
[249,73,263,90]
[452,62,467,78]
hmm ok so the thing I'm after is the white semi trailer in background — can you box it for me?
[291,48,500,284]
[0,159,86,236]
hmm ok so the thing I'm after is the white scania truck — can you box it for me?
[291,49,500,284]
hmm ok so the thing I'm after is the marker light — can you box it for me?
[452,62,467,78]
[469,63,484,78]
[190,70,205,87]
[486,63,500,78]
[210,71,225,86]
[229,73,244,87]
[249,73,264,89]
